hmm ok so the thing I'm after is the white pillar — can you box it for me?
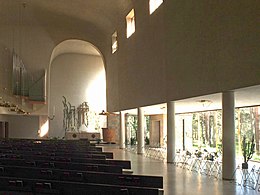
[222,91,236,180]
[167,101,176,163]
[137,107,145,154]
[120,111,126,149]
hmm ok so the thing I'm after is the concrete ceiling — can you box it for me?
[124,85,260,115]
[0,0,132,34]
[0,0,133,57]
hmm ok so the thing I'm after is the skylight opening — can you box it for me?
[149,0,163,15]
[126,9,135,38]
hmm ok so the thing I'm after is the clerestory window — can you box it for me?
[112,31,118,54]
[126,9,135,38]
[149,0,163,15]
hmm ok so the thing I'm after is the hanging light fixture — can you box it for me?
[98,110,117,116]
[197,99,212,107]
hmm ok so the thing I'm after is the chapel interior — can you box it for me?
[0,1,259,194]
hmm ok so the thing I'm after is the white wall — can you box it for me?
[0,114,39,139]
[0,115,8,121]
[49,53,106,138]
[164,0,259,100]
[106,0,260,111]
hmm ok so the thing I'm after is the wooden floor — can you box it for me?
[102,145,259,195]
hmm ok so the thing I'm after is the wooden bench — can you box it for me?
[0,150,107,159]
[0,145,103,152]
[0,139,164,194]
[0,153,131,169]
[0,149,114,159]
[0,165,163,189]
[0,159,123,173]
[0,176,164,195]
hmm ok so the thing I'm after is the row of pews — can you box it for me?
[0,139,164,194]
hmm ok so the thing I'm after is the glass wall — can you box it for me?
[178,106,260,162]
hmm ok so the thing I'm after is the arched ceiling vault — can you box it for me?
[0,0,133,34]
[50,40,101,64]
[31,0,133,33]
[0,0,133,55]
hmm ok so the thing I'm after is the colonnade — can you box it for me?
[118,91,235,180]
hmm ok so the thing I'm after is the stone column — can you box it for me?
[167,101,176,163]
[222,91,236,180]
[120,111,126,149]
[137,107,145,154]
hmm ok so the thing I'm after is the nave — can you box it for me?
[103,145,259,195]
[0,139,163,194]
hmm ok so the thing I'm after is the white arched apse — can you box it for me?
[44,39,106,138]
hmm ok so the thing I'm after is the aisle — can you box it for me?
[102,144,259,195]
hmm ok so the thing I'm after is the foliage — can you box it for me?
[127,115,138,140]
[130,137,137,145]
[189,107,260,163]
[242,135,255,163]
[145,116,150,140]
[191,110,222,150]
[239,108,255,139]
[126,115,150,145]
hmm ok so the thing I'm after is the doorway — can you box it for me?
[0,121,9,139]
[151,120,161,147]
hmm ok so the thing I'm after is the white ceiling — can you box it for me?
[0,0,132,34]
[50,40,101,63]
[123,85,260,115]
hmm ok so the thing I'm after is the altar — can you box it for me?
[65,131,100,140]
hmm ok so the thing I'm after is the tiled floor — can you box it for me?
[102,145,259,195]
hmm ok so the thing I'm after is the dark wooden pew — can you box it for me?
[0,139,164,194]
[0,165,163,189]
[0,150,107,159]
[0,139,100,151]
[0,148,114,159]
[0,159,123,173]
[0,139,93,146]
[0,176,164,195]
[0,153,131,169]
[0,145,103,152]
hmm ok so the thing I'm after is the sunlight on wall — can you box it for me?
[38,120,49,137]
[85,71,106,131]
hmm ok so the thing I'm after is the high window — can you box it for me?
[149,0,163,15]
[126,9,135,38]
[112,31,118,54]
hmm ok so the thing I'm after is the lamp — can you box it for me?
[99,110,117,116]
[197,99,212,107]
